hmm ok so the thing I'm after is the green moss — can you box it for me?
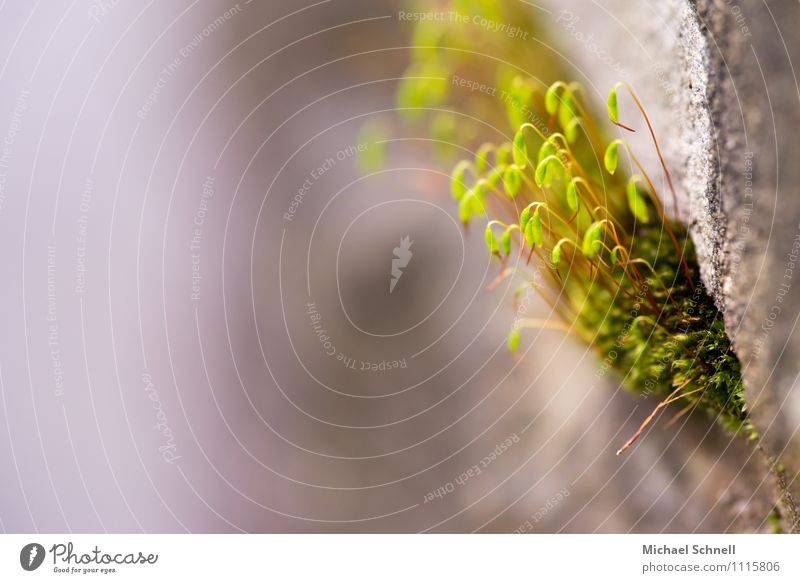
[767,508,784,534]
[585,223,750,436]
[389,0,750,451]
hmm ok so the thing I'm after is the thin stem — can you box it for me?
[618,82,679,214]
[516,318,585,341]
[616,382,707,455]
[625,146,696,290]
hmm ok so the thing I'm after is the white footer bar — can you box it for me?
[1,534,796,582]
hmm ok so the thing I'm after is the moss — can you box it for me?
[584,223,751,438]
[389,0,751,452]
[767,508,784,534]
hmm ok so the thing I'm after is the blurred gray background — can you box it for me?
[0,0,783,533]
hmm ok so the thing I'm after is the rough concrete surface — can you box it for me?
[691,0,800,531]
[546,0,800,531]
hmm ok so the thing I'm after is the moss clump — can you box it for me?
[390,0,750,453]
[586,223,750,439]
